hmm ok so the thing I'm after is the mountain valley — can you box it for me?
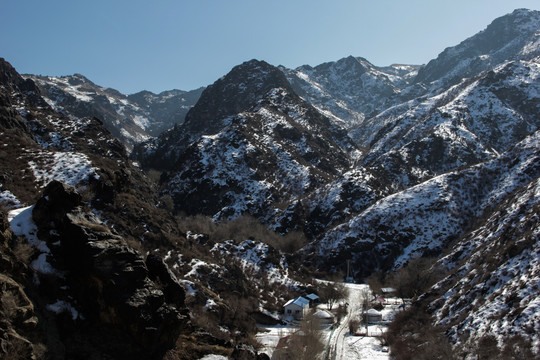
[1,8,539,360]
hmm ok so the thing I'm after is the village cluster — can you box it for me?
[258,284,410,358]
[282,287,405,322]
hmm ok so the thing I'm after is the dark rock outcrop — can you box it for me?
[0,210,44,360]
[31,180,189,359]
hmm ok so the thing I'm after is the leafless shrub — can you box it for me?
[366,270,384,295]
[376,334,389,347]
[387,256,443,299]
[475,334,500,360]
[158,194,175,212]
[145,169,162,184]
[348,318,360,334]
[501,334,536,359]
[12,241,34,264]
[31,343,47,359]
[336,303,347,324]
[168,335,231,360]
[387,306,455,360]
[178,214,217,236]
[125,237,144,254]
[178,214,307,253]
[75,220,110,233]
[1,335,33,360]
[191,305,232,344]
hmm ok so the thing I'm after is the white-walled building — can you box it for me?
[283,296,309,319]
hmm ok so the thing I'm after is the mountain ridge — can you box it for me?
[25,73,204,151]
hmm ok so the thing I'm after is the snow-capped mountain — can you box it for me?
[2,7,540,359]
[27,73,203,150]
[0,57,276,359]
[428,164,540,353]
[279,9,540,135]
[281,56,420,129]
[351,56,540,189]
[415,8,540,88]
[131,10,540,353]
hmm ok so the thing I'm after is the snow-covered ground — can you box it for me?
[256,324,299,356]
[198,355,227,360]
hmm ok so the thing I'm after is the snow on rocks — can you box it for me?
[429,174,540,351]
[46,300,80,320]
[314,129,540,273]
[184,258,223,279]
[8,205,63,278]
[0,186,22,209]
[27,149,99,188]
[179,279,197,297]
[353,57,540,191]
[211,239,295,287]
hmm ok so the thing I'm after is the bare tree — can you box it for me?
[359,288,371,310]
[358,288,371,334]
[280,311,325,360]
[319,282,349,310]
[336,303,347,324]
[348,318,360,334]
[388,257,442,299]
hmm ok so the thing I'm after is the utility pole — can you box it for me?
[345,259,352,283]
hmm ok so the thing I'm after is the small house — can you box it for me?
[283,296,309,319]
[305,293,319,306]
[381,287,396,295]
[313,309,334,326]
[366,308,382,324]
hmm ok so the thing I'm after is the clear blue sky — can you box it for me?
[2,0,539,94]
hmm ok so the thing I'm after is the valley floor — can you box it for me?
[256,283,402,359]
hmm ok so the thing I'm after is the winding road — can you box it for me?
[325,283,368,360]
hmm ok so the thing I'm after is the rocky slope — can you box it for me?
[1,58,273,359]
[9,181,189,359]
[0,210,45,359]
[309,130,539,273]
[27,74,203,150]
[428,168,540,354]
[350,56,540,190]
[134,60,358,222]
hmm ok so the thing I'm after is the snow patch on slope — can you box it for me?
[27,150,99,188]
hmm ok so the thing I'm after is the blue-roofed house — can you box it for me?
[283,296,310,319]
[305,293,320,306]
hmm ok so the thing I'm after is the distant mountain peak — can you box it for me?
[415,8,540,85]
[182,59,294,135]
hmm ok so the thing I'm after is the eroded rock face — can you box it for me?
[31,180,189,359]
[0,210,44,359]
